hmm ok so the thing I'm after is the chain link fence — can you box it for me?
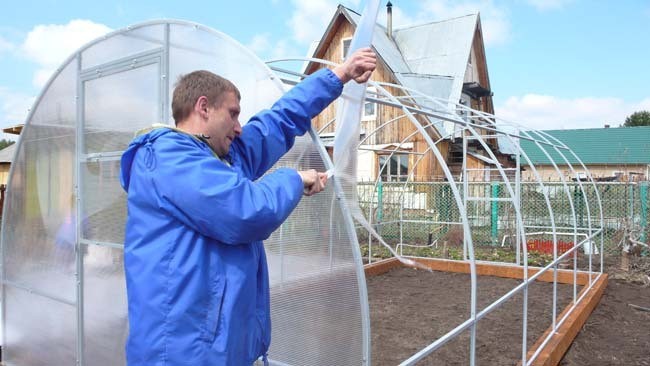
[357,180,650,264]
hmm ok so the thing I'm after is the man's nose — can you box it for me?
[234,120,242,136]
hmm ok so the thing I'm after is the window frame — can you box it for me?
[378,153,409,182]
[341,37,352,61]
[362,86,377,121]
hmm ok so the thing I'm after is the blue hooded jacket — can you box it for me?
[120,69,343,365]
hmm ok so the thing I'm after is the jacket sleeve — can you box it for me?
[232,68,343,180]
[148,136,304,244]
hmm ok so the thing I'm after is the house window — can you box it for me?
[362,87,377,120]
[379,154,409,182]
[342,38,352,60]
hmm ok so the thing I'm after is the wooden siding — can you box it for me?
[471,23,494,114]
[0,163,9,185]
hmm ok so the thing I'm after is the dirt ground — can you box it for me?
[560,256,650,366]
[367,266,579,365]
[366,261,649,366]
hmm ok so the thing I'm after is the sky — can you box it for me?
[1,0,649,140]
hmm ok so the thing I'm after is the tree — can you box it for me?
[0,139,15,150]
[623,110,650,127]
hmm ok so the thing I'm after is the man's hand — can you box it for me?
[333,47,377,84]
[298,169,328,196]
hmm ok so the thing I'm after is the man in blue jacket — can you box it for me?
[120,48,376,365]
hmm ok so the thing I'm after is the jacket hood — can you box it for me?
[120,127,174,191]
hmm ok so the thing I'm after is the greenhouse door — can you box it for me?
[76,50,164,366]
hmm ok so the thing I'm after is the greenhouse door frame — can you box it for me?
[75,44,168,365]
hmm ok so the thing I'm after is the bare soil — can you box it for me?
[367,266,579,365]
[367,262,649,366]
[560,256,650,366]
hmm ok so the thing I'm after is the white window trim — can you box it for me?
[362,86,377,121]
[341,37,352,61]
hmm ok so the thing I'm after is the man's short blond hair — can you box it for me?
[171,70,241,124]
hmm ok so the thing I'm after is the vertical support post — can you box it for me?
[377,179,383,234]
[491,182,499,245]
[75,55,85,366]
[515,133,521,265]
[279,223,286,285]
[161,23,170,123]
[368,181,373,264]
[462,134,468,261]
[399,195,404,255]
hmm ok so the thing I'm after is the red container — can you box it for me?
[526,239,575,258]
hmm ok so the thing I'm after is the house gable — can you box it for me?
[306,4,501,181]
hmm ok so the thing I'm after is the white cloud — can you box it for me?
[416,0,512,46]
[525,0,573,12]
[247,33,272,54]
[377,4,418,29]
[0,87,35,128]
[496,94,650,130]
[21,20,111,88]
[287,0,361,45]
[246,33,301,63]
[0,36,15,54]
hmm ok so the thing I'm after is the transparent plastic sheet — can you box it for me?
[1,21,368,366]
[332,0,421,269]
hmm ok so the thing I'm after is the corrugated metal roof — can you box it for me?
[344,10,411,74]
[344,9,478,136]
[393,14,477,104]
[520,126,650,165]
[0,143,16,163]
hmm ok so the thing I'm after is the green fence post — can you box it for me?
[573,185,584,227]
[629,183,635,222]
[491,182,499,245]
[641,182,648,243]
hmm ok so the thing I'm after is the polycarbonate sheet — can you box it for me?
[81,24,165,70]
[81,160,126,244]
[3,286,76,365]
[82,244,128,366]
[2,20,368,366]
[2,138,77,302]
[168,23,282,125]
[83,62,160,153]
[28,60,77,130]
[169,23,366,364]
[265,139,365,366]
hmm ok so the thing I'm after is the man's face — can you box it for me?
[206,91,241,157]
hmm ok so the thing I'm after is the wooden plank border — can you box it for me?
[526,273,608,366]
[364,257,593,285]
[364,257,608,366]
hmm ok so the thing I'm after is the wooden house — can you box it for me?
[305,4,506,182]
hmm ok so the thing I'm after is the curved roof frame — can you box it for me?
[270,56,605,365]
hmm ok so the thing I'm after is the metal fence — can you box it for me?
[357,180,649,261]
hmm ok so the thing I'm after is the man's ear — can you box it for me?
[195,96,209,119]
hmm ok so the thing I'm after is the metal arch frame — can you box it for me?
[360,118,455,256]
[267,58,605,366]
[447,102,606,364]
[384,82,606,365]
[270,61,479,364]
